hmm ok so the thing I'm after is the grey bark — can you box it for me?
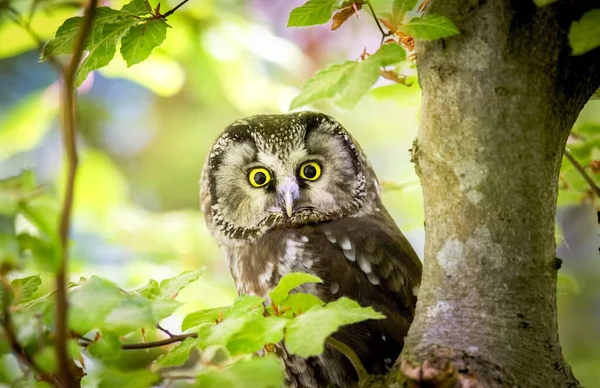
[384,1,600,387]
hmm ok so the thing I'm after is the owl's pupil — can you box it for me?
[303,165,317,179]
[254,172,267,185]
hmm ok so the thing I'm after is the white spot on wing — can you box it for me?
[367,272,380,285]
[357,255,372,273]
[299,235,309,243]
[258,262,274,286]
[343,248,355,262]
[338,236,351,250]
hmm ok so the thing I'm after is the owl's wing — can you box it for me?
[293,209,422,373]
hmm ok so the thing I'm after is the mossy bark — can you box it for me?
[386,1,600,387]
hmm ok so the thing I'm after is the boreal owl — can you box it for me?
[200,112,422,387]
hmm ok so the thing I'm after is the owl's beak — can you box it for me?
[284,190,294,218]
[278,178,299,218]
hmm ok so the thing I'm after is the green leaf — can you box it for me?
[0,171,36,215]
[16,234,59,272]
[279,293,325,315]
[75,19,138,87]
[368,44,407,66]
[33,347,57,374]
[99,369,159,388]
[11,275,42,304]
[149,299,181,320]
[120,19,168,67]
[136,279,159,299]
[120,0,152,16]
[532,0,558,6]
[269,273,322,305]
[19,195,60,240]
[69,276,126,334]
[41,7,123,60]
[569,9,600,55]
[227,294,265,318]
[290,62,357,109]
[401,14,460,40]
[227,317,288,355]
[154,337,198,368]
[336,60,381,109]
[182,307,229,332]
[88,332,122,361]
[285,297,385,357]
[288,0,339,27]
[393,0,418,19]
[155,269,203,300]
[197,317,248,348]
[197,355,285,388]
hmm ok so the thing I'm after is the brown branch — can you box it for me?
[564,149,600,199]
[55,0,98,386]
[0,278,57,386]
[121,333,197,350]
[162,0,190,18]
[325,337,369,383]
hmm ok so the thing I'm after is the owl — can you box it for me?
[200,112,422,387]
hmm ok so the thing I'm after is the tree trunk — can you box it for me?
[380,1,600,387]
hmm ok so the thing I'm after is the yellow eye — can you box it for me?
[299,162,321,181]
[248,168,271,187]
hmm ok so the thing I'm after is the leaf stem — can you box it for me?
[326,337,369,383]
[122,333,198,349]
[564,149,600,199]
[56,0,98,386]
[162,0,190,18]
[364,0,390,45]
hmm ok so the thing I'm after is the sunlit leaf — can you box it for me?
[569,9,600,55]
[33,347,57,374]
[120,19,168,67]
[285,297,385,357]
[121,0,153,16]
[227,294,265,318]
[393,0,418,19]
[401,14,460,40]
[336,60,381,109]
[11,275,42,304]
[154,337,198,368]
[99,368,159,388]
[227,316,288,355]
[156,269,203,300]
[182,307,229,332]
[16,234,59,272]
[196,355,285,388]
[41,7,123,60]
[288,0,339,27]
[88,332,122,361]
[291,62,357,108]
[279,293,325,315]
[269,273,322,305]
[368,44,407,66]
[75,19,138,86]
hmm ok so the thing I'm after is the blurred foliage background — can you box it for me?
[0,0,598,385]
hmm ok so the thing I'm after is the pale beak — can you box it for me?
[278,177,299,218]
[284,190,293,218]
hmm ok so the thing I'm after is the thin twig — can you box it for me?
[162,0,190,18]
[157,324,175,338]
[564,149,600,199]
[0,278,57,386]
[55,0,98,386]
[326,337,369,383]
[364,0,390,45]
[122,333,198,350]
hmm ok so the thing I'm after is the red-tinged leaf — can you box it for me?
[331,3,362,31]
[380,69,410,85]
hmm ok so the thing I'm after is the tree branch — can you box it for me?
[564,149,600,199]
[162,0,190,18]
[364,0,390,45]
[326,337,368,383]
[121,333,197,350]
[55,0,98,386]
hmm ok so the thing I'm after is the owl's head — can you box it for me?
[200,112,381,243]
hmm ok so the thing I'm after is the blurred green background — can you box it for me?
[0,0,598,385]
